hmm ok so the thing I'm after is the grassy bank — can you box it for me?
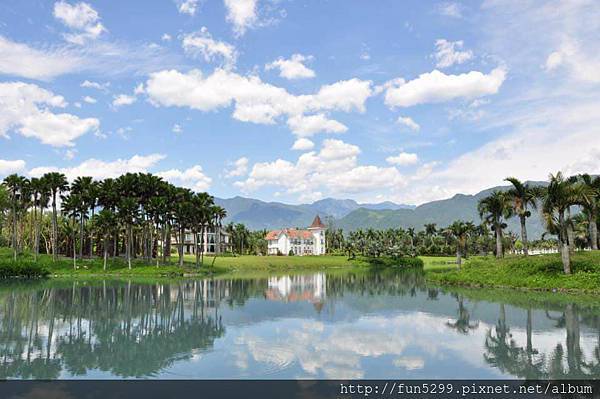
[426,251,600,294]
[0,248,422,278]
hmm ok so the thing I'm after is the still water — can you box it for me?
[1,269,599,379]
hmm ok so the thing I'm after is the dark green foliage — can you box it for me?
[364,256,424,269]
[0,261,49,279]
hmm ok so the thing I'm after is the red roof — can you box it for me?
[309,215,326,229]
[265,228,313,240]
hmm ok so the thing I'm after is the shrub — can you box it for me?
[0,261,50,279]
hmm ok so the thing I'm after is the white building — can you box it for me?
[265,215,327,256]
[170,226,231,255]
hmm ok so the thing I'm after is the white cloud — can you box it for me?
[438,2,462,18]
[384,67,506,107]
[265,54,315,79]
[224,0,258,36]
[386,152,419,166]
[0,159,26,176]
[134,83,145,95]
[225,157,249,178]
[112,94,137,107]
[0,36,81,80]
[182,27,237,68]
[157,165,212,191]
[145,68,372,133]
[83,95,96,104]
[287,114,347,137]
[172,123,182,134]
[396,116,420,132]
[544,39,600,83]
[29,154,165,181]
[177,0,200,16]
[64,149,77,160]
[235,139,405,198]
[162,33,173,42]
[53,1,106,44]
[291,138,314,151]
[0,81,99,147]
[433,39,473,68]
[81,80,110,92]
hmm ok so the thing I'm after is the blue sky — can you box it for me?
[1,0,599,205]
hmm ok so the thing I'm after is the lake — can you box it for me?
[1,268,599,379]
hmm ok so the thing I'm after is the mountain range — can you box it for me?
[215,181,550,239]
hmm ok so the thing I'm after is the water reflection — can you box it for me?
[0,269,599,379]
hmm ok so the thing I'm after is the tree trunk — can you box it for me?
[126,224,132,270]
[495,225,503,259]
[559,211,571,274]
[79,215,84,260]
[520,214,529,256]
[11,202,17,261]
[103,235,108,271]
[178,227,184,267]
[72,216,77,270]
[589,213,598,250]
[566,207,575,254]
[52,195,58,261]
[456,246,462,268]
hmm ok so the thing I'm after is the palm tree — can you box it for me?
[43,172,69,261]
[71,176,94,260]
[444,220,474,268]
[577,174,600,250]
[94,209,116,270]
[541,172,581,274]
[30,177,50,261]
[61,193,84,269]
[2,174,29,260]
[504,177,539,255]
[478,191,512,258]
[117,197,139,270]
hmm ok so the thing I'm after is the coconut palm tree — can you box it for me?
[444,220,474,268]
[94,209,117,270]
[504,177,539,255]
[61,193,84,269]
[541,172,581,274]
[70,176,94,260]
[43,172,69,261]
[478,191,512,258]
[117,197,139,269]
[577,174,600,250]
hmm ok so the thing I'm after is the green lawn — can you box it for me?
[0,247,422,278]
[427,251,600,294]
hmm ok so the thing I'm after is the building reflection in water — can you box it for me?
[265,273,326,309]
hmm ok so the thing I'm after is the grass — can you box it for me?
[426,251,600,294]
[0,247,422,278]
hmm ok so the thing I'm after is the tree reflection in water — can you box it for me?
[1,268,600,379]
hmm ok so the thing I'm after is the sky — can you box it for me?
[1,0,599,205]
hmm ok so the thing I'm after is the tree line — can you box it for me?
[326,173,599,274]
[1,172,227,269]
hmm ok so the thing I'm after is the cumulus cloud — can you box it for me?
[438,2,462,18]
[182,27,237,68]
[177,0,200,16]
[291,138,315,151]
[225,157,249,178]
[384,67,506,108]
[144,68,372,134]
[0,159,26,176]
[433,39,473,68]
[235,139,405,198]
[53,1,106,45]
[0,81,99,147]
[265,54,315,79]
[396,116,420,132]
[172,123,182,134]
[83,95,96,104]
[287,114,347,137]
[224,0,258,36]
[0,36,82,80]
[29,154,165,181]
[386,152,419,166]
[81,80,110,92]
[157,165,212,191]
[112,94,137,107]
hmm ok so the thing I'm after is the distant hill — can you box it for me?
[215,181,551,238]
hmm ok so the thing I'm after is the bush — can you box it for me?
[365,256,424,269]
[288,249,295,256]
[0,261,50,279]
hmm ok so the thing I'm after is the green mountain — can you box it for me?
[216,181,551,238]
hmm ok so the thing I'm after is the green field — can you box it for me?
[0,247,422,278]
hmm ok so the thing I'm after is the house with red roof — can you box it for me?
[266,215,327,256]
